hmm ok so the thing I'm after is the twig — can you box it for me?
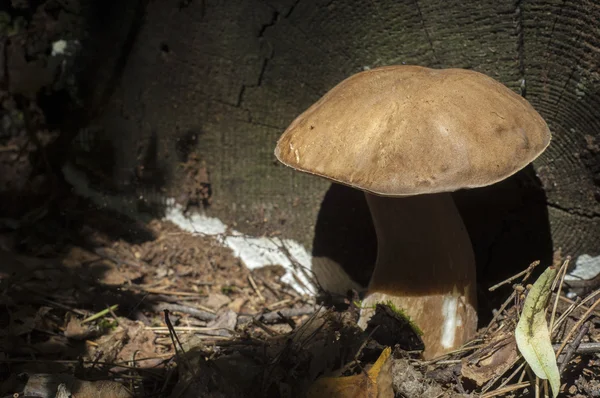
[238,305,316,324]
[153,303,216,322]
[481,358,524,393]
[252,319,277,336]
[481,381,530,398]
[554,341,600,355]
[190,303,217,314]
[148,326,231,332]
[142,288,206,297]
[488,260,540,291]
[555,295,600,358]
[248,273,265,302]
[254,273,283,301]
[558,294,600,317]
[164,310,194,375]
[190,280,215,286]
[483,290,517,336]
[552,296,580,333]
[419,339,484,366]
[558,323,589,372]
[107,304,120,327]
[38,297,88,316]
[277,311,297,329]
[338,325,381,376]
[549,258,570,330]
[0,357,170,369]
[271,237,318,294]
[453,372,467,395]
[268,299,293,310]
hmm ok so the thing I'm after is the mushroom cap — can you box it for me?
[275,65,551,196]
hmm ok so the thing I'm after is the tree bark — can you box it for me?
[75,0,600,288]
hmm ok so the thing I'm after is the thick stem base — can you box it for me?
[358,192,477,359]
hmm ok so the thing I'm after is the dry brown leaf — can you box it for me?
[70,379,133,398]
[92,327,128,363]
[307,347,393,398]
[64,315,96,340]
[24,374,132,398]
[31,334,72,355]
[88,261,130,285]
[205,309,238,337]
[203,292,232,310]
[461,332,519,385]
[0,305,37,337]
[117,319,162,368]
[228,297,247,313]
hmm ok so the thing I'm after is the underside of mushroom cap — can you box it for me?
[275,65,551,196]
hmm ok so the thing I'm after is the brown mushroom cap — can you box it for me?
[275,66,551,196]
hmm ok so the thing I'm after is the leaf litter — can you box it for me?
[0,201,599,397]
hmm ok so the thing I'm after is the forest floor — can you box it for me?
[0,195,599,397]
[1,1,599,397]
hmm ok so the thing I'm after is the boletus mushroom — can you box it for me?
[274,65,551,359]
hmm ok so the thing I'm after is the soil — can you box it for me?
[0,190,598,397]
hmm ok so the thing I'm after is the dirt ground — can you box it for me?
[0,193,598,397]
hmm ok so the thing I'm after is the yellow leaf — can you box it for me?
[515,267,560,398]
[307,347,393,398]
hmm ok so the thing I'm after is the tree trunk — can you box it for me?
[73,0,600,290]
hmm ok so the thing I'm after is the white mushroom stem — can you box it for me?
[358,192,478,359]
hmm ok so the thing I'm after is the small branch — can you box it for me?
[555,295,600,357]
[245,305,316,324]
[153,303,216,322]
[549,258,570,330]
[558,323,589,372]
[488,260,540,292]
[248,273,265,302]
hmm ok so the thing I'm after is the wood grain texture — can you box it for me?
[88,0,600,270]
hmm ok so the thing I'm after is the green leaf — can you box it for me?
[515,267,560,398]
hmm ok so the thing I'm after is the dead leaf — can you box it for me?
[70,379,133,398]
[203,293,231,310]
[307,347,393,398]
[64,315,96,340]
[117,319,162,368]
[93,328,128,364]
[24,374,132,398]
[394,358,447,398]
[228,297,247,313]
[0,305,37,337]
[31,334,72,355]
[88,261,129,285]
[461,332,519,385]
[205,309,238,337]
[515,266,560,398]
[32,306,62,336]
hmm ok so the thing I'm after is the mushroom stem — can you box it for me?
[359,192,478,359]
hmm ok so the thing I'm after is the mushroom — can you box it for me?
[274,65,551,358]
